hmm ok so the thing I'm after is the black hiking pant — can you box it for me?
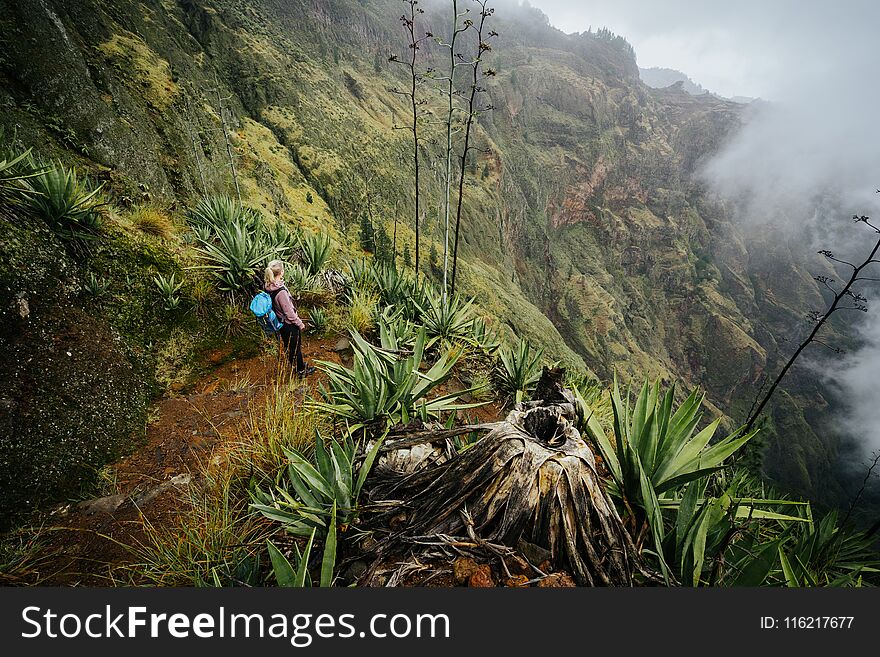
[279,323,306,373]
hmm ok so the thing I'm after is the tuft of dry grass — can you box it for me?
[347,289,378,335]
[323,302,350,336]
[129,206,174,238]
[189,278,215,314]
[220,373,254,393]
[0,523,55,586]
[221,301,250,338]
[120,469,273,587]
[228,371,323,478]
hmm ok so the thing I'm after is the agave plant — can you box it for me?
[582,378,758,581]
[415,288,476,344]
[377,306,424,351]
[312,329,479,431]
[299,231,332,275]
[773,510,880,587]
[399,276,434,320]
[191,214,275,292]
[494,338,543,404]
[266,508,337,588]
[587,379,757,504]
[307,307,327,334]
[154,272,184,311]
[251,431,385,536]
[661,474,880,587]
[345,258,375,293]
[24,160,104,239]
[283,262,319,298]
[0,147,45,204]
[188,196,261,232]
[663,473,812,587]
[468,316,501,354]
[262,219,300,254]
[189,223,215,245]
[82,272,111,298]
[371,262,408,307]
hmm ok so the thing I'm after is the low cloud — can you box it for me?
[693,4,880,459]
[528,0,880,456]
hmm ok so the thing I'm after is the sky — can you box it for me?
[527,0,879,100]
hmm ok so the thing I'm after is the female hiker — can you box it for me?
[264,260,314,376]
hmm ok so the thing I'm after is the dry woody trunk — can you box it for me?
[360,369,644,586]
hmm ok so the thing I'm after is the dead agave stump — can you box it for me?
[361,368,643,586]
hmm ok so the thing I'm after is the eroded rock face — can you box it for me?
[0,0,174,193]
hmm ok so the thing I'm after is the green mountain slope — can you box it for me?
[0,0,846,517]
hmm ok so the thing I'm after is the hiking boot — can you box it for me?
[297,366,316,378]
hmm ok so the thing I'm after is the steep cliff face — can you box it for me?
[0,0,843,508]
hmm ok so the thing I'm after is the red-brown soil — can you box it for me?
[30,336,337,585]
[24,335,503,586]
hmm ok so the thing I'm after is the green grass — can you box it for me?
[120,374,324,587]
[0,524,54,585]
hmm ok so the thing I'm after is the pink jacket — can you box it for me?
[265,280,305,329]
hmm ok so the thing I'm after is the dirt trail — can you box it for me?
[27,332,502,586]
[33,335,343,585]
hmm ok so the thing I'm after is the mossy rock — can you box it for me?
[0,210,151,527]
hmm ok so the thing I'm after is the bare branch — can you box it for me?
[746,226,880,432]
[812,339,845,354]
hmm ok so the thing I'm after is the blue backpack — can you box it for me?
[250,289,284,335]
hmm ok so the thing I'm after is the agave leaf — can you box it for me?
[633,445,671,583]
[285,462,321,509]
[653,417,719,484]
[778,546,800,587]
[734,506,812,522]
[320,503,337,587]
[267,540,297,587]
[728,539,783,587]
[655,466,724,495]
[314,431,331,481]
[655,386,675,453]
[296,529,317,587]
[678,429,757,475]
[683,494,729,586]
[674,478,708,563]
[793,554,819,586]
[249,504,303,524]
[584,410,622,486]
[284,449,333,500]
[354,431,387,498]
[329,445,353,512]
[631,380,652,450]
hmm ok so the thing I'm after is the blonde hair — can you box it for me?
[264,259,284,286]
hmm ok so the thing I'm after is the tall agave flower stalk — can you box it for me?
[451,1,497,295]
[388,1,429,280]
[437,0,470,306]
